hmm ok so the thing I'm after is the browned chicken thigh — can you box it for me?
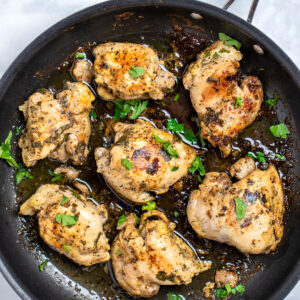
[187,157,284,254]
[93,42,175,100]
[95,119,196,203]
[18,81,95,167]
[111,210,211,298]
[19,184,110,266]
[183,41,263,157]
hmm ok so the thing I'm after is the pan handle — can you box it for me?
[223,0,259,23]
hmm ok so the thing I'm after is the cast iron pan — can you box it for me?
[0,0,300,299]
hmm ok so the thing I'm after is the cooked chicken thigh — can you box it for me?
[111,210,211,298]
[93,42,175,100]
[183,41,263,157]
[19,184,110,266]
[187,157,284,254]
[72,60,93,83]
[19,82,95,167]
[95,119,196,203]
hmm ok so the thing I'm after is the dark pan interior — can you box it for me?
[0,0,300,299]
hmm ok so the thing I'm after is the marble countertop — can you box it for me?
[0,0,299,299]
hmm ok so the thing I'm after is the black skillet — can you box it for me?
[0,0,300,299]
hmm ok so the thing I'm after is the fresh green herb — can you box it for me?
[172,166,179,172]
[161,101,166,107]
[60,195,69,205]
[129,66,144,78]
[174,93,180,102]
[234,96,243,108]
[16,126,22,135]
[16,169,33,184]
[189,157,205,176]
[114,99,148,120]
[197,175,202,183]
[174,211,179,217]
[259,67,265,71]
[75,52,86,59]
[0,131,20,169]
[234,284,245,295]
[55,214,78,227]
[167,119,184,133]
[117,214,126,227]
[218,32,242,50]
[247,152,256,159]
[215,284,245,298]
[265,94,278,106]
[216,288,228,298]
[142,201,156,211]
[167,293,183,300]
[90,109,97,119]
[269,123,290,138]
[219,48,230,53]
[39,259,49,272]
[48,170,63,182]
[183,128,197,143]
[213,52,219,59]
[204,51,211,57]
[256,152,266,163]
[154,134,179,159]
[134,214,140,224]
[121,158,134,170]
[116,249,122,256]
[200,136,206,147]
[64,245,70,252]
[275,153,285,160]
[234,197,247,221]
[225,283,231,294]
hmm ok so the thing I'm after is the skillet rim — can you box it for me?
[0,0,299,299]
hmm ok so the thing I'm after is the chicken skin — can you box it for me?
[95,119,196,203]
[111,210,211,298]
[19,82,95,167]
[183,41,263,157]
[19,184,110,266]
[93,42,175,100]
[187,157,284,254]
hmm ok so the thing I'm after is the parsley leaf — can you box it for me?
[265,94,278,106]
[216,284,245,298]
[121,158,134,170]
[117,214,126,227]
[130,100,148,119]
[16,126,22,135]
[234,197,247,221]
[0,131,20,169]
[200,136,206,147]
[183,128,197,143]
[172,166,179,172]
[39,259,49,272]
[174,93,180,101]
[234,284,245,295]
[174,211,179,217]
[166,119,197,143]
[114,99,147,120]
[75,52,86,59]
[247,152,256,159]
[153,134,179,159]
[16,169,33,184]
[90,109,97,119]
[60,195,69,205]
[234,96,243,108]
[134,214,140,224]
[116,249,122,256]
[189,157,205,176]
[269,123,290,138]
[218,32,242,50]
[55,214,78,227]
[48,170,62,182]
[129,66,144,78]
[275,153,285,160]
[256,152,266,163]
[64,245,70,252]
[167,293,183,300]
[142,201,156,211]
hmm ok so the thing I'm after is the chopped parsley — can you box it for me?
[218,32,242,50]
[64,245,70,252]
[75,52,86,59]
[200,136,206,147]
[39,259,49,272]
[275,153,285,160]
[60,195,69,205]
[166,119,197,143]
[174,93,180,102]
[216,284,245,298]
[265,94,278,106]
[116,249,122,256]
[16,126,22,135]
[129,66,144,78]
[117,214,126,227]
[114,99,148,120]
[142,201,156,211]
[247,152,256,159]
[90,109,97,119]
[167,293,183,300]
[174,211,179,217]
[55,214,78,227]
[234,96,243,108]
[247,152,266,163]
[219,48,230,53]
[213,52,219,59]
[269,123,290,138]
[134,214,140,224]
[258,67,265,71]
[121,158,134,170]
[172,166,179,172]
[16,169,33,184]
[189,157,205,176]
[154,134,179,159]
[48,170,63,182]
[234,197,247,221]
[204,51,211,57]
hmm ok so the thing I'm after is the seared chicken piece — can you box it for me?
[95,119,196,203]
[19,82,95,167]
[229,156,255,180]
[19,184,110,266]
[215,270,239,288]
[72,60,93,83]
[187,157,284,254]
[93,42,175,100]
[54,165,79,180]
[183,41,263,157]
[111,210,211,298]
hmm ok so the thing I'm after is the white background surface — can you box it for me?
[0,0,299,299]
